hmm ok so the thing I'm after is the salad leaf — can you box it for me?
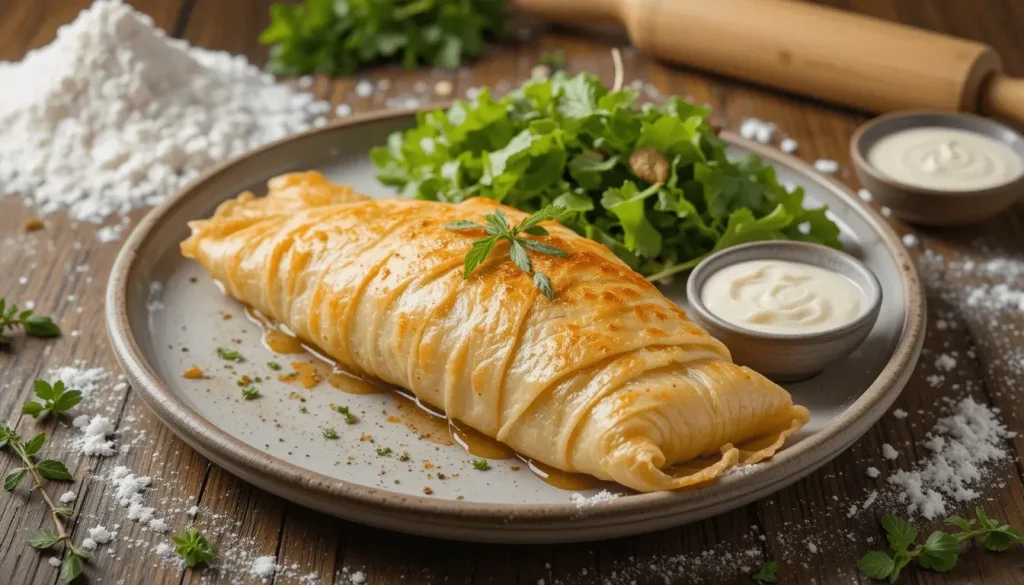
[260,0,507,76]
[371,72,842,280]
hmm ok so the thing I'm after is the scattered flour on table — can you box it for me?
[569,490,620,508]
[0,0,327,225]
[881,443,899,460]
[72,415,117,457]
[47,361,109,397]
[250,555,280,578]
[888,397,1015,519]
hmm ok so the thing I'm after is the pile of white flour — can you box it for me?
[0,0,329,223]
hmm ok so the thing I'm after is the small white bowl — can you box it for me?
[686,241,882,382]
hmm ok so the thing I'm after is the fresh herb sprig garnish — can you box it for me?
[472,459,490,471]
[172,528,216,568]
[0,425,86,582]
[241,386,260,400]
[22,380,82,419]
[0,298,60,347]
[859,510,1024,582]
[751,561,778,583]
[260,0,506,76]
[445,205,569,300]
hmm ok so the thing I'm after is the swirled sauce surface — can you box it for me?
[867,127,1022,191]
[701,260,863,335]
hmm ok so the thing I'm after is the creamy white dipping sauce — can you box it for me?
[701,260,864,335]
[868,127,1022,191]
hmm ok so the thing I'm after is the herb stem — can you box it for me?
[12,442,70,548]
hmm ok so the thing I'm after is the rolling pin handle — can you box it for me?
[982,76,1024,129]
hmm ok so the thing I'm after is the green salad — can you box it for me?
[371,72,841,281]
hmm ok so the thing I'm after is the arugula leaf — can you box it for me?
[260,0,507,76]
[373,71,842,280]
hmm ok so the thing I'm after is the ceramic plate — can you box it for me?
[107,110,925,543]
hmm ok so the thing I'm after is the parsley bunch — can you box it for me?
[373,72,842,281]
[260,0,506,76]
[860,511,1024,582]
[0,298,60,347]
[444,205,569,299]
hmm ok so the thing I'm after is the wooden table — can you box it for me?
[2,1,1023,584]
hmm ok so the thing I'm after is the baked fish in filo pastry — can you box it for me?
[181,172,810,492]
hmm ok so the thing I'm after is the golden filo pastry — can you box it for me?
[181,171,810,492]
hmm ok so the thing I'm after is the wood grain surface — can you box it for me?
[1,1,1023,584]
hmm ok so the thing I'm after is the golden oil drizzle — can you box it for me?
[450,420,516,460]
[230,302,591,490]
[244,306,305,354]
[525,458,603,491]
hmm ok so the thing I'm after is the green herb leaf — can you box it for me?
[519,238,570,257]
[24,432,45,456]
[55,507,74,517]
[36,460,73,481]
[472,459,490,471]
[23,315,61,338]
[858,551,895,581]
[444,220,486,231]
[22,401,44,418]
[241,386,260,400]
[267,361,282,371]
[533,272,555,300]
[60,553,83,582]
[881,515,918,553]
[376,447,392,457]
[172,527,217,568]
[946,515,974,532]
[462,237,498,278]
[751,560,778,583]
[918,531,959,572]
[3,468,27,491]
[322,427,339,440]
[54,390,82,414]
[28,530,62,549]
[508,239,532,274]
[34,379,55,400]
[334,405,357,424]
[216,347,243,362]
[979,526,1021,552]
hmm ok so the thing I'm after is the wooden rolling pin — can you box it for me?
[512,0,1024,126]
